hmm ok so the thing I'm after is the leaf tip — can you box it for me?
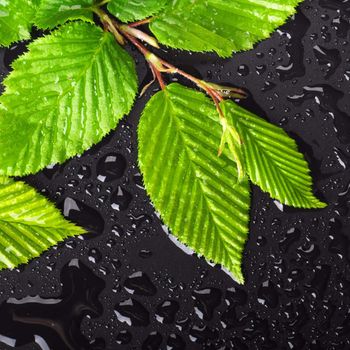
[222,263,245,285]
[314,200,328,209]
[68,222,87,236]
[235,273,245,285]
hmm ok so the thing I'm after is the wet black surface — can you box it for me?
[0,0,349,349]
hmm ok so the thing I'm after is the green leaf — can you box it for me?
[219,117,246,182]
[150,0,303,57]
[34,0,96,29]
[221,100,326,209]
[0,0,36,47]
[138,83,251,283]
[0,176,84,269]
[108,0,167,23]
[0,21,138,176]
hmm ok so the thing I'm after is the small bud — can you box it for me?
[206,82,247,99]
[120,25,160,49]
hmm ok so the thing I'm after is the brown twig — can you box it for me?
[120,26,228,104]
[95,9,245,105]
[128,18,152,27]
[122,31,165,89]
[93,8,125,45]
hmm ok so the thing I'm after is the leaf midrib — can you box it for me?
[49,30,110,112]
[0,216,71,230]
[166,94,243,263]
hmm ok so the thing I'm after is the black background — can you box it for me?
[0,0,350,349]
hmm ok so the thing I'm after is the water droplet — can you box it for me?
[96,153,126,182]
[114,298,149,326]
[124,271,156,296]
[77,165,91,179]
[116,330,132,345]
[155,300,179,324]
[0,260,105,349]
[167,333,186,350]
[111,186,132,211]
[237,64,249,76]
[142,332,162,350]
[60,197,104,235]
[192,288,221,320]
[88,248,102,264]
[257,280,279,308]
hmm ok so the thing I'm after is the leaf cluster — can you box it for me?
[0,0,325,283]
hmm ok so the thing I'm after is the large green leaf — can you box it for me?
[221,100,326,209]
[150,0,303,57]
[0,0,36,47]
[0,21,138,176]
[34,0,96,29]
[0,176,84,269]
[108,0,167,23]
[138,83,251,283]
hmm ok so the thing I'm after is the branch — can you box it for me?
[95,9,246,103]
[93,8,125,45]
[94,9,246,159]
[129,18,152,27]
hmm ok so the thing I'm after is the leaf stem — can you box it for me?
[128,18,152,27]
[95,9,246,103]
[96,9,245,159]
[93,7,125,45]
[119,26,230,102]
[152,65,166,90]
[120,24,160,48]
[95,0,110,6]
[121,30,166,89]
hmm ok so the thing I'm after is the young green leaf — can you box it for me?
[34,0,96,29]
[219,116,246,182]
[108,0,167,23]
[138,83,251,283]
[0,176,84,269]
[0,22,138,176]
[221,100,326,209]
[0,0,36,47]
[150,0,303,57]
